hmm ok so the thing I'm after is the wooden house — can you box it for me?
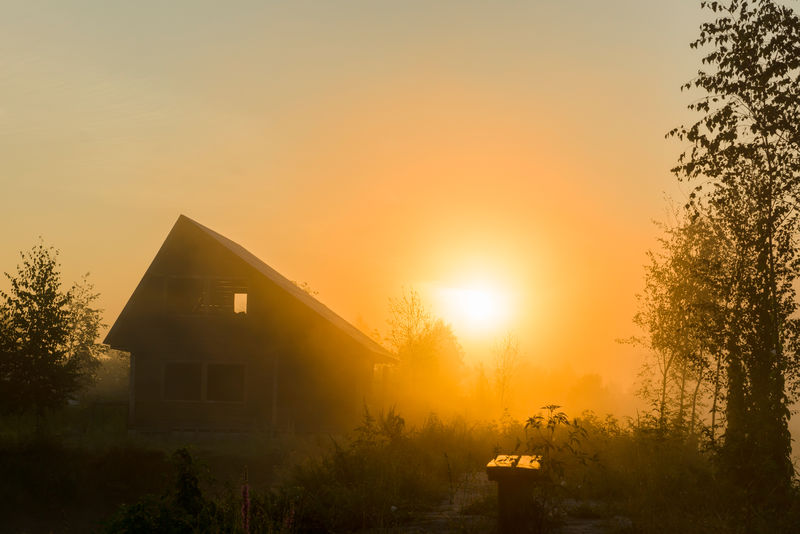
[104,215,392,433]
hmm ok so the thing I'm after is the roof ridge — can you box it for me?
[179,215,391,358]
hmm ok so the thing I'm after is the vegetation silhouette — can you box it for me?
[658,0,800,520]
[4,1,800,533]
[381,287,466,419]
[493,333,522,414]
[0,241,103,431]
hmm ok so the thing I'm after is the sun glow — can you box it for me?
[434,284,512,337]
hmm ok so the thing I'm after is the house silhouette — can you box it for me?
[105,215,392,432]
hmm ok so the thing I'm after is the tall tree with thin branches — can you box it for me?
[492,333,521,413]
[669,0,800,502]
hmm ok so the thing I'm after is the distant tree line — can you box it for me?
[633,0,800,519]
[380,287,529,420]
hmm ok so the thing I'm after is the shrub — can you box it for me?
[104,448,225,533]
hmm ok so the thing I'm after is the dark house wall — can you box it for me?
[107,216,383,433]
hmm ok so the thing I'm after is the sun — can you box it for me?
[434,283,511,336]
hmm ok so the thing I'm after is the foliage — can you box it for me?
[105,447,227,533]
[387,287,432,354]
[525,405,592,474]
[665,0,800,507]
[102,410,497,533]
[384,288,465,416]
[0,438,170,534]
[65,274,105,387]
[517,406,594,533]
[3,405,799,533]
[285,407,447,531]
[387,288,464,374]
[630,214,728,438]
[0,242,104,423]
[517,408,800,533]
[82,349,130,403]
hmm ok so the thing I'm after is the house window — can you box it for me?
[164,362,202,401]
[206,364,245,402]
[234,292,248,314]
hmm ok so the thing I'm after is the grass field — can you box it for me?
[2,401,799,533]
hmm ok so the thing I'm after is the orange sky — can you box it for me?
[0,1,710,396]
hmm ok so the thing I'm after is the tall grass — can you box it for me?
[4,402,800,533]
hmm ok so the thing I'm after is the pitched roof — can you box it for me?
[177,215,391,360]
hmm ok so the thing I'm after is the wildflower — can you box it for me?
[241,468,250,534]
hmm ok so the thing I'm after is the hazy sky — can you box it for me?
[0,1,711,389]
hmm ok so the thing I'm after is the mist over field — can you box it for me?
[3,1,800,533]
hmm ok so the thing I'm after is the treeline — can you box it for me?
[372,287,625,424]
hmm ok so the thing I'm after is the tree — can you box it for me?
[669,0,800,502]
[632,213,726,436]
[0,242,103,426]
[385,288,465,414]
[387,287,432,356]
[66,274,104,388]
[492,333,521,413]
[387,288,464,375]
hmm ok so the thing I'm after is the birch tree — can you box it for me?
[669,0,800,501]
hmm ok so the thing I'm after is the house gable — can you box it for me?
[105,215,393,432]
[105,214,391,363]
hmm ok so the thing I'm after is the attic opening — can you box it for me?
[161,276,248,314]
[234,292,248,314]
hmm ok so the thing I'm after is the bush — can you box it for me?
[94,406,800,533]
[0,438,170,533]
[105,448,227,533]
[102,409,486,533]
[282,408,446,531]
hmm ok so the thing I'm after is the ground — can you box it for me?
[396,472,626,534]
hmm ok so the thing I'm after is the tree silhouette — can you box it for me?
[669,0,800,505]
[632,214,729,436]
[387,287,432,355]
[492,333,521,413]
[385,288,464,412]
[0,242,103,428]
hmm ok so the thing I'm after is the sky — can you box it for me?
[0,1,712,395]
